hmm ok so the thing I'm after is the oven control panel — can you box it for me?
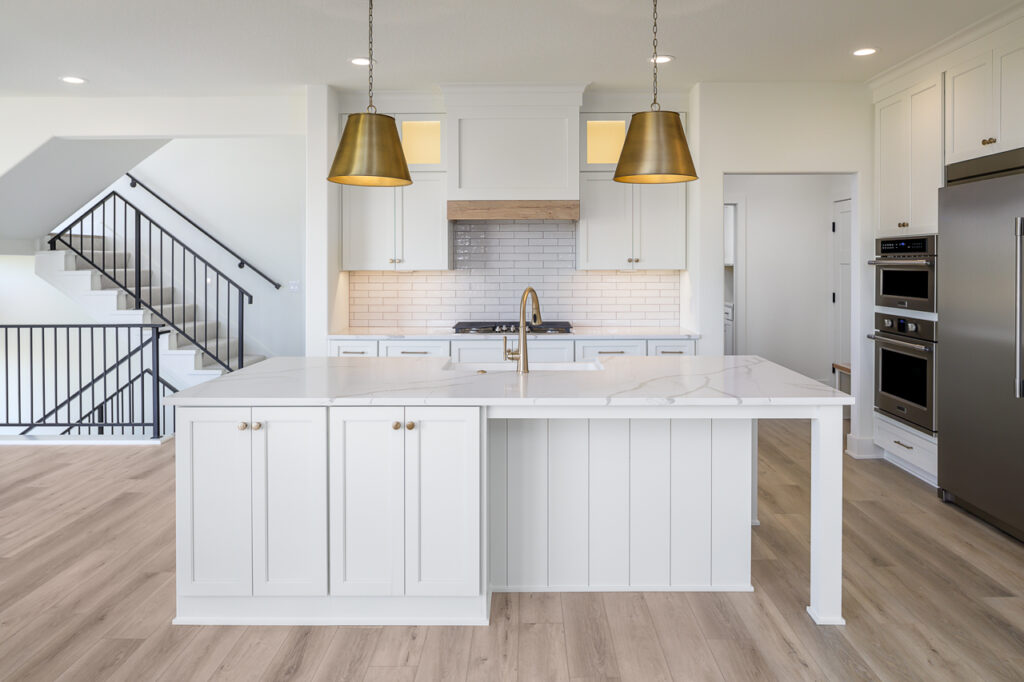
[874,313,936,343]
[875,234,937,257]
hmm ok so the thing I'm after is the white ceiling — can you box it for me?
[0,0,1019,97]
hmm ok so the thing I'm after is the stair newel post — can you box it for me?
[237,289,245,370]
[134,211,142,310]
[151,327,161,439]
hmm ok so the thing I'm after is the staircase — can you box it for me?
[34,186,269,390]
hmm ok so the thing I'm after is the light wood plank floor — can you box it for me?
[2,420,1023,681]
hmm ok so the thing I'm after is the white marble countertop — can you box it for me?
[328,326,701,340]
[166,355,853,407]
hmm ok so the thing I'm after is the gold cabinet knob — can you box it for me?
[252,422,262,431]
[406,421,415,430]
[392,421,401,430]
[633,257,639,263]
[627,257,634,263]
[388,258,395,263]
[238,422,248,431]
[982,137,998,145]
[395,258,402,263]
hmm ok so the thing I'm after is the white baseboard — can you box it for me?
[845,433,882,459]
[0,434,171,446]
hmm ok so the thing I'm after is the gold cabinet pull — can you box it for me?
[982,137,998,145]
[406,421,415,430]
[893,439,913,450]
[238,422,249,431]
[252,422,262,431]
[392,421,401,430]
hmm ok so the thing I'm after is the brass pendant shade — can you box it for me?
[613,110,697,184]
[327,112,411,187]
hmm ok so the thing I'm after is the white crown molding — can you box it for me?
[581,88,689,114]
[440,83,587,108]
[332,87,445,115]
[867,1,1024,96]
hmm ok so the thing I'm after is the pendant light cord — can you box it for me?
[367,0,376,113]
[651,0,660,111]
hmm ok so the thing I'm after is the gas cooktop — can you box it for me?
[452,321,572,334]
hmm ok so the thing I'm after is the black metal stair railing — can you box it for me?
[1,324,166,438]
[63,369,177,437]
[49,191,253,372]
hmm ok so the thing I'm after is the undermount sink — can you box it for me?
[444,361,603,372]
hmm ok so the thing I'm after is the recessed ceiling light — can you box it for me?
[853,48,877,57]
[60,76,87,84]
[350,58,372,66]
[649,55,674,64]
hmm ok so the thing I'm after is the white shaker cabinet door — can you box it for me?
[329,407,406,596]
[945,53,994,164]
[995,42,1024,154]
[251,407,328,596]
[578,172,633,270]
[342,185,397,271]
[404,407,482,596]
[176,407,253,597]
[876,93,909,235]
[634,182,686,270]
[398,172,449,271]
[907,77,943,236]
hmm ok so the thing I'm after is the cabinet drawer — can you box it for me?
[647,340,696,356]
[328,339,379,357]
[575,339,647,361]
[451,339,504,363]
[379,340,451,357]
[528,339,575,363]
[874,414,937,478]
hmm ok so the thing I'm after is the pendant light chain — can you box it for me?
[651,0,660,111]
[367,0,376,113]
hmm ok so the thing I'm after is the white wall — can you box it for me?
[0,95,304,181]
[118,136,308,357]
[687,82,875,455]
[725,174,852,383]
[0,256,95,324]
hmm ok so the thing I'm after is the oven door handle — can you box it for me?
[867,333,932,353]
[867,259,933,266]
[1015,217,1023,398]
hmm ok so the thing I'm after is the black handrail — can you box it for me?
[49,191,251,372]
[126,173,282,290]
[2,324,165,438]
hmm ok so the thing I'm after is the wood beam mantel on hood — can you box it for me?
[446,200,580,221]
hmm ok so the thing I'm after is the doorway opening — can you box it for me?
[723,173,855,387]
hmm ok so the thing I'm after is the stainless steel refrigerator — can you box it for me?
[938,148,1024,541]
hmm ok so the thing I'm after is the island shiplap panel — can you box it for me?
[507,420,548,587]
[629,420,671,587]
[489,417,742,592]
[710,419,753,588]
[548,420,589,587]
[670,419,713,586]
[588,420,631,587]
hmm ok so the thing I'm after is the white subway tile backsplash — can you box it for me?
[347,222,681,330]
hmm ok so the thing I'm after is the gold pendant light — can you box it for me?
[614,0,697,184]
[328,0,411,187]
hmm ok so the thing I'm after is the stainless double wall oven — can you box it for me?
[870,312,937,434]
[870,236,937,312]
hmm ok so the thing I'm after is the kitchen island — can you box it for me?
[166,355,852,626]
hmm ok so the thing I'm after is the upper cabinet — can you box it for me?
[396,114,446,172]
[580,113,630,172]
[876,76,942,237]
[443,85,585,201]
[578,172,686,271]
[945,41,1024,164]
[342,171,449,271]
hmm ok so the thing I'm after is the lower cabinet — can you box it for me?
[329,406,481,597]
[176,406,328,597]
[451,338,575,363]
[575,339,647,360]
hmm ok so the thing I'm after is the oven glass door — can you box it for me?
[875,264,935,312]
[879,347,929,408]
[874,334,936,433]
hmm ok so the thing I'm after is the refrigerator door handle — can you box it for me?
[1017,218,1023,398]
